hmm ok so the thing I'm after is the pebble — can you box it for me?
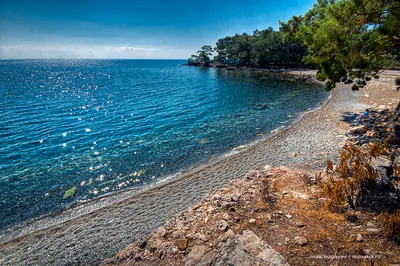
[171,248,179,255]
[249,218,256,224]
[216,220,229,231]
[194,232,208,242]
[295,221,305,228]
[294,236,308,246]
[177,238,189,251]
[356,234,363,242]
[367,228,380,234]
[366,222,375,227]
[285,214,293,219]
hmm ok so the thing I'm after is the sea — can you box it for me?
[0,59,329,232]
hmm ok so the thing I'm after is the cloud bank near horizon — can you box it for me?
[0,45,192,59]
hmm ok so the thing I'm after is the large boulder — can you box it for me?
[357,156,400,212]
[212,230,289,266]
[348,125,368,135]
[386,124,400,145]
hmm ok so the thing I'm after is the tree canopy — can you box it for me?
[281,0,400,89]
[189,0,400,90]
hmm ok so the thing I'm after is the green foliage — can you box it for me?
[63,186,77,199]
[395,77,400,86]
[192,27,307,68]
[287,0,400,89]
[196,45,214,66]
[316,71,328,81]
[373,74,380,79]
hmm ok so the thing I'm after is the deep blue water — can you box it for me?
[0,60,328,230]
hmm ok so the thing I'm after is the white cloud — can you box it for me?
[0,44,191,59]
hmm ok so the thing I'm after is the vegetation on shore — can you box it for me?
[189,0,400,90]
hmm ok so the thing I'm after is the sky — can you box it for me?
[0,0,317,59]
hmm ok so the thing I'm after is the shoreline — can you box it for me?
[0,69,325,242]
[1,72,398,265]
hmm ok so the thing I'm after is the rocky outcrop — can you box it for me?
[346,103,400,212]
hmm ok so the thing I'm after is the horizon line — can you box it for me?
[0,58,188,60]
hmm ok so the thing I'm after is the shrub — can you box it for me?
[322,143,386,210]
[316,72,328,81]
[351,84,359,91]
[395,77,400,86]
[340,76,347,82]
[373,74,380,79]
[378,209,400,243]
[365,76,372,81]
[325,80,336,91]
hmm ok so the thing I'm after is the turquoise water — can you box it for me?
[0,60,328,230]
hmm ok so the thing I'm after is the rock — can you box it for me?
[195,232,208,242]
[172,231,181,239]
[249,218,256,224]
[348,126,368,135]
[284,237,290,243]
[177,238,189,251]
[216,220,229,231]
[366,222,375,227]
[295,221,306,228]
[238,230,289,265]
[185,245,208,266]
[197,250,218,266]
[294,236,308,246]
[212,235,263,266]
[367,228,380,234]
[213,231,289,266]
[387,133,400,145]
[356,234,363,242]
[285,214,292,219]
[171,248,179,255]
[246,170,260,180]
[357,155,400,212]
[218,229,235,242]
[345,214,359,223]
[264,164,272,172]
[154,226,167,238]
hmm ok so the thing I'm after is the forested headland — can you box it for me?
[189,0,399,90]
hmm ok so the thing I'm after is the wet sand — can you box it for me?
[1,73,398,265]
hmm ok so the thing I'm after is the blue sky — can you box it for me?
[0,0,316,59]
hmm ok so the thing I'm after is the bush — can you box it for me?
[322,143,385,210]
[325,80,336,91]
[340,76,347,82]
[378,210,400,243]
[365,76,372,81]
[395,77,400,86]
[373,74,380,79]
[316,72,328,81]
[351,84,359,91]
